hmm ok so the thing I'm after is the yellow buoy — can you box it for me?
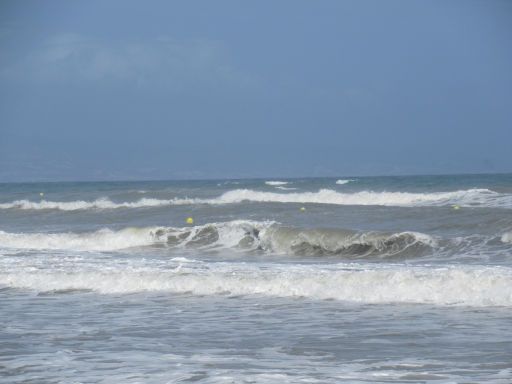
[300,207,306,212]
[186,217,194,225]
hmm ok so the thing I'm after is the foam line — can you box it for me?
[2,263,511,306]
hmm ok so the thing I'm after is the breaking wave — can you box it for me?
[2,263,511,306]
[336,179,354,185]
[0,197,197,211]
[262,227,436,258]
[0,221,436,258]
[0,227,165,251]
[0,221,271,252]
[1,188,511,211]
[214,188,512,208]
[265,181,289,186]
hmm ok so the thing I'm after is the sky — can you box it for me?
[0,0,511,181]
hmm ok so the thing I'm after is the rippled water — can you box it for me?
[1,174,512,383]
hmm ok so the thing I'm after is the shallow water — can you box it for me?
[1,174,512,382]
[2,291,512,383]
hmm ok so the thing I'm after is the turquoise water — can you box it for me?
[1,174,512,382]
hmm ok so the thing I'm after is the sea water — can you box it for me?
[1,174,512,383]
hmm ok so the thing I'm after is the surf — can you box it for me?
[3,187,510,211]
[215,188,510,208]
[2,262,511,306]
[0,221,455,261]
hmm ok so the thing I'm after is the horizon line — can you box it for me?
[1,171,511,185]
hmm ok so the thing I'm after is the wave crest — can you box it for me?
[0,221,436,259]
[0,221,272,252]
[215,188,508,207]
[2,264,511,306]
[1,188,510,210]
[263,227,435,258]
[0,227,164,251]
[0,197,197,211]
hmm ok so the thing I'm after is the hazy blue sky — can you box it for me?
[1,0,511,181]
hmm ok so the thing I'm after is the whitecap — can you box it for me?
[214,188,511,208]
[2,263,511,306]
[336,179,354,185]
[1,188,511,210]
[501,231,512,244]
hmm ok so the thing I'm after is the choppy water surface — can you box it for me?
[1,174,512,383]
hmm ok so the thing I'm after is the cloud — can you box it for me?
[1,33,254,90]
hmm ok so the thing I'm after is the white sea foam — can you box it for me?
[0,222,436,257]
[214,188,511,208]
[0,223,490,261]
[0,227,165,251]
[336,179,354,185]
[501,231,512,244]
[265,181,289,186]
[1,188,510,210]
[275,186,297,190]
[0,221,274,252]
[2,263,511,306]
[0,197,198,211]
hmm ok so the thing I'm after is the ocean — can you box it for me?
[1,174,512,383]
